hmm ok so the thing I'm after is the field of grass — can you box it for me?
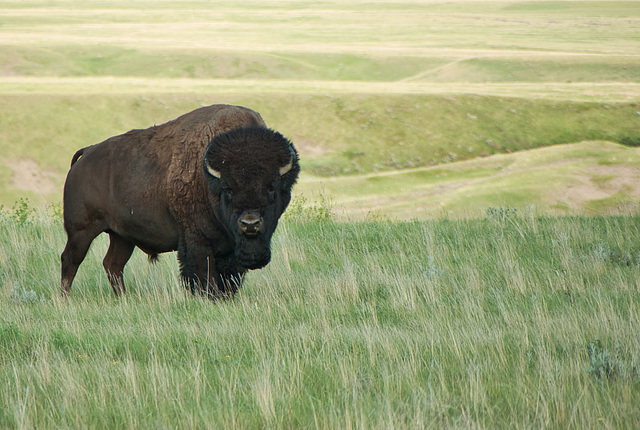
[297,140,640,219]
[1,92,639,217]
[1,1,640,427]
[1,0,640,216]
[1,207,639,428]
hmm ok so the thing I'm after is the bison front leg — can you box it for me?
[177,242,241,300]
[216,255,246,297]
[180,257,228,300]
[177,242,214,297]
[217,272,244,297]
[103,233,135,295]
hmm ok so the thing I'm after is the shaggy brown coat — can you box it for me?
[61,104,299,298]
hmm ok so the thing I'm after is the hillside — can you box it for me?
[296,140,640,220]
[2,93,639,218]
[0,0,639,218]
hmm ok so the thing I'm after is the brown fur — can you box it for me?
[60,104,297,299]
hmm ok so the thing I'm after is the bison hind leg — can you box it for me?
[61,227,103,296]
[103,233,135,295]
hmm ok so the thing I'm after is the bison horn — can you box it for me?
[205,161,221,179]
[279,158,293,176]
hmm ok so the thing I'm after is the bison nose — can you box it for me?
[238,212,263,236]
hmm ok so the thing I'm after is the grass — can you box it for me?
[295,140,640,219]
[1,1,640,214]
[1,2,640,425]
[5,92,640,174]
[3,45,446,82]
[5,46,640,83]
[3,1,639,56]
[1,207,639,428]
[1,92,639,210]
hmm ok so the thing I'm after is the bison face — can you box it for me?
[203,127,299,270]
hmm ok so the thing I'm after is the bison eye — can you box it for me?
[220,184,233,199]
[267,183,277,200]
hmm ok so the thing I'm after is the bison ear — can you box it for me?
[205,161,222,179]
[279,158,293,176]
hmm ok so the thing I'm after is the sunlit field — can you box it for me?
[1,0,640,217]
[1,206,639,428]
[1,1,639,428]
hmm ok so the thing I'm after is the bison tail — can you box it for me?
[70,145,97,168]
[70,148,85,168]
[148,253,160,264]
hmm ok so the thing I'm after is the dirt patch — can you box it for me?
[560,164,640,208]
[590,165,640,196]
[9,159,61,195]
[291,135,331,157]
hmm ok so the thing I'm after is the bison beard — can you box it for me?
[60,104,299,299]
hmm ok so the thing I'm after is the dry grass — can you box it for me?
[1,0,639,215]
[1,209,639,428]
[2,77,640,102]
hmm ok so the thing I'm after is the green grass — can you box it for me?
[5,46,640,84]
[1,0,640,215]
[3,45,445,82]
[1,92,639,209]
[1,2,640,427]
[295,140,640,219]
[1,208,639,428]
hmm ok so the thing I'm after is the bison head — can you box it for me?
[203,127,299,270]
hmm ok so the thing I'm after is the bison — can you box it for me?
[61,104,299,299]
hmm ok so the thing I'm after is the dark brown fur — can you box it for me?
[61,104,299,299]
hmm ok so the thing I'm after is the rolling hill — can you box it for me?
[1,0,639,219]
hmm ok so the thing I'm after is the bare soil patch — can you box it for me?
[8,159,61,195]
[291,135,331,157]
[559,164,640,208]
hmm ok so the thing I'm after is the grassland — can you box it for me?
[1,1,640,428]
[1,208,639,428]
[297,140,640,219]
[1,92,639,217]
[1,0,640,216]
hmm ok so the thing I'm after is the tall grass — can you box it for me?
[1,4,640,424]
[1,206,638,428]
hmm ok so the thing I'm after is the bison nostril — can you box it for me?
[238,215,263,235]
[240,218,260,226]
